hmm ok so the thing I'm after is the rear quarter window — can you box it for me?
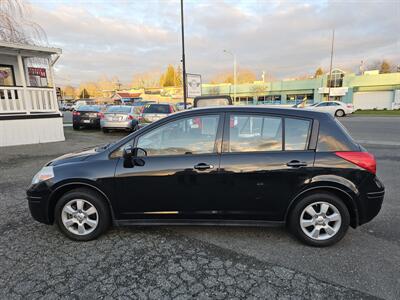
[317,117,360,151]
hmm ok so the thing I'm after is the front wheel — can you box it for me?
[288,192,350,247]
[54,188,110,241]
[335,109,345,117]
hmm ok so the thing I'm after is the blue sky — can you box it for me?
[29,0,400,86]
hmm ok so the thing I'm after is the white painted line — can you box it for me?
[63,123,72,127]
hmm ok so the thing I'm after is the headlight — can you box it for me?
[31,166,54,185]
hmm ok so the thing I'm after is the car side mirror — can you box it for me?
[123,146,147,168]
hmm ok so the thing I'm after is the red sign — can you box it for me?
[28,67,47,78]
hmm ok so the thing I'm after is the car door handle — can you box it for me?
[194,163,214,171]
[286,160,308,168]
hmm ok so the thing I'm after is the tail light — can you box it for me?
[346,104,353,108]
[73,111,80,116]
[98,112,104,119]
[128,115,134,120]
[335,151,376,174]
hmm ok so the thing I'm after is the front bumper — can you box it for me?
[27,182,52,224]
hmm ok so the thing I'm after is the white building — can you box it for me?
[0,41,64,147]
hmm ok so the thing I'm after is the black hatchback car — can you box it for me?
[72,105,103,130]
[27,107,384,246]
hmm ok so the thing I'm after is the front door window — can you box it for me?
[137,115,220,156]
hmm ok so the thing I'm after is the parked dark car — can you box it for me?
[139,103,176,126]
[72,105,103,130]
[27,106,384,246]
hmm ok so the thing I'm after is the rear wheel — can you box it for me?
[54,188,110,241]
[288,192,350,247]
[102,128,109,133]
[335,109,345,117]
[73,124,80,130]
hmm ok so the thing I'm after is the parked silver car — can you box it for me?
[100,105,140,133]
[139,103,176,127]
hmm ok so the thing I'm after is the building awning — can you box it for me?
[0,41,62,57]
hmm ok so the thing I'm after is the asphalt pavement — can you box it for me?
[0,115,399,299]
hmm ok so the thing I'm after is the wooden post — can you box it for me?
[17,53,30,114]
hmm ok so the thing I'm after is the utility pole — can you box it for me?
[327,29,335,101]
[180,0,187,109]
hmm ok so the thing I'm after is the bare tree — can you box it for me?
[0,0,47,45]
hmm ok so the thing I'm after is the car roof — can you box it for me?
[171,105,332,119]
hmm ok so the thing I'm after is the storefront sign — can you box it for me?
[28,67,48,87]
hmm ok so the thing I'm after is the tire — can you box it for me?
[132,124,139,132]
[54,188,111,241]
[335,109,345,117]
[288,192,350,247]
[73,124,80,130]
[102,128,109,133]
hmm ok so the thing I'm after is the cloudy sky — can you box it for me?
[29,0,400,86]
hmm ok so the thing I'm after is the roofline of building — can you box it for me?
[0,41,62,55]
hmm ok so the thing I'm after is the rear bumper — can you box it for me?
[73,118,100,127]
[101,120,132,129]
[358,177,385,225]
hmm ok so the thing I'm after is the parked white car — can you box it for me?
[306,101,354,117]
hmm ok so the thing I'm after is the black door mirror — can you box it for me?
[123,146,147,168]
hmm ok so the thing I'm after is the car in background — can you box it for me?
[305,101,354,117]
[72,105,104,130]
[193,95,233,108]
[72,99,96,111]
[101,105,140,133]
[176,102,193,110]
[139,103,176,127]
[60,103,74,111]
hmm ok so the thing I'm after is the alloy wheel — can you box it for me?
[299,201,342,241]
[61,199,99,236]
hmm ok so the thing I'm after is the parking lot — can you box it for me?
[1,116,399,299]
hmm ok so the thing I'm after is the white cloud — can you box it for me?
[29,0,400,85]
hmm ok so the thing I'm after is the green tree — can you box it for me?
[79,88,90,99]
[314,67,324,77]
[380,60,391,74]
[163,65,176,87]
[175,65,182,87]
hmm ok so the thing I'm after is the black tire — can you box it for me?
[335,109,345,117]
[102,128,109,133]
[73,124,80,130]
[288,192,350,247]
[54,188,111,241]
[132,124,139,132]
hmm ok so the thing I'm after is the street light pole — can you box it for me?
[224,50,237,104]
[327,29,335,101]
[180,0,187,109]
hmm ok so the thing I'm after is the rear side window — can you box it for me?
[285,118,311,150]
[228,115,283,152]
[143,104,170,114]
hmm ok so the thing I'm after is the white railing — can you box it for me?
[0,86,59,114]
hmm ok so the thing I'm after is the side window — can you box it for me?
[317,102,328,107]
[228,114,282,152]
[137,115,220,156]
[285,118,311,150]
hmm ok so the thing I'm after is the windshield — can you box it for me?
[106,106,131,113]
[143,104,170,114]
[78,105,101,111]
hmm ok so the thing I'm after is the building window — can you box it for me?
[286,94,314,104]
[257,95,281,104]
[0,65,16,87]
[328,69,344,88]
